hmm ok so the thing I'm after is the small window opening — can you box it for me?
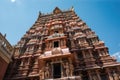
[54,41,59,48]
[54,30,59,33]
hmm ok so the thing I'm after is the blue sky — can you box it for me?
[0,0,120,60]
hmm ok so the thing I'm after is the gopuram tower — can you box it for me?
[4,7,120,80]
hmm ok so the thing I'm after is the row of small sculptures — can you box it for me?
[39,61,74,79]
[39,62,120,80]
[79,71,120,80]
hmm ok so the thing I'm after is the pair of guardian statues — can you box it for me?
[39,61,74,79]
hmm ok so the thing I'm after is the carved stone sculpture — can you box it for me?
[92,74,98,80]
[65,62,69,77]
[113,71,119,80]
[79,73,82,80]
[39,69,44,80]
[69,63,74,76]
[45,63,49,78]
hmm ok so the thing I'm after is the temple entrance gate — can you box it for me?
[53,63,61,78]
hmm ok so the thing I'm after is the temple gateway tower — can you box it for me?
[4,7,120,80]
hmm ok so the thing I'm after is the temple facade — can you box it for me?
[0,33,13,80]
[4,7,120,80]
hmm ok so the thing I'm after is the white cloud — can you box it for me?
[11,0,16,3]
[10,0,22,5]
[112,51,120,61]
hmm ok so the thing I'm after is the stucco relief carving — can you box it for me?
[45,63,50,78]
[39,69,44,80]
[64,62,69,77]
[52,48,62,55]
[113,71,119,80]
[69,63,74,76]
[92,74,98,80]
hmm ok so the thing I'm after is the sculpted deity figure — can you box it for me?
[64,62,69,77]
[39,69,44,80]
[113,71,119,80]
[92,74,98,80]
[61,71,64,77]
[79,73,82,80]
[45,63,50,78]
[69,62,74,76]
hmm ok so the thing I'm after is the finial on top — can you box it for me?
[53,7,62,14]
[4,33,6,38]
[70,6,74,11]
[39,11,42,15]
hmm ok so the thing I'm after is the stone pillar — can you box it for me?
[98,50,102,57]
[39,60,45,79]
[46,42,49,50]
[82,51,86,59]
[48,41,50,49]
[64,39,66,47]
[104,48,109,56]
[60,40,63,47]
[113,70,119,80]
[79,73,82,80]
[51,60,53,78]
[73,52,79,68]
[20,58,24,67]
[106,68,113,80]
[70,39,75,48]
[60,59,64,78]
[88,71,92,80]
[27,57,31,65]
[117,66,120,73]
[45,63,50,79]
[88,50,93,57]
[96,70,101,80]
[88,50,96,66]
[39,69,44,80]
[38,44,41,50]
[116,67,120,79]
[50,41,52,48]
[103,49,106,56]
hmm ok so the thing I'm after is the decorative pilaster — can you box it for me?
[88,50,93,58]
[98,50,102,57]
[63,39,66,47]
[82,51,86,59]
[88,71,92,80]
[96,70,101,80]
[117,66,120,74]
[106,68,113,80]
[70,38,75,49]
